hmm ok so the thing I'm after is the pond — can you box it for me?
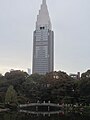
[0,111,90,120]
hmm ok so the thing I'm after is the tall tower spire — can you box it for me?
[36,0,51,30]
[42,0,46,4]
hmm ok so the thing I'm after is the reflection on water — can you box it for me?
[20,109,64,115]
[0,111,90,120]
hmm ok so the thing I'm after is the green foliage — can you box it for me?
[5,85,17,104]
[5,70,28,84]
[83,106,90,116]
[4,70,29,96]
[4,112,17,120]
[0,74,6,84]
[79,70,90,97]
[0,70,90,104]
[81,70,90,80]
[17,96,28,104]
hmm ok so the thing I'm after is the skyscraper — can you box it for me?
[32,0,54,75]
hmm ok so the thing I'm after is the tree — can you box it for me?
[4,70,28,93]
[80,70,90,96]
[5,70,28,83]
[5,85,17,104]
[81,70,90,80]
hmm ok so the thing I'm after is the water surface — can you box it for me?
[0,111,89,120]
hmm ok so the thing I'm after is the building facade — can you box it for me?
[32,0,54,75]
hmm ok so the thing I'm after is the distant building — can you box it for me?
[70,72,80,80]
[32,0,54,75]
[27,68,31,75]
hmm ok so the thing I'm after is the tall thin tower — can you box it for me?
[32,0,54,75]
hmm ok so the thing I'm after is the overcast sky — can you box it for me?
[0,0,90,75]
